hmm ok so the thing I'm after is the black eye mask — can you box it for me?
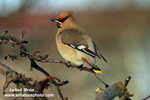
[58,16,69,22]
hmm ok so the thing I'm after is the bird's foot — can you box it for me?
[77,64,83,71]
[66,61,71,69]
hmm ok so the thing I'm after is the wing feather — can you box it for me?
[92,41,107,63]
[60,28,107,62]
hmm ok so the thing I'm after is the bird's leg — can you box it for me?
[77,64,83,71]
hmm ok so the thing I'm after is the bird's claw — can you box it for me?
[77,64,83,71]
[67,61,71,69]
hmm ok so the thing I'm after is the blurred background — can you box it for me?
[0,0,150,100]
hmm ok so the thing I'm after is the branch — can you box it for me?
[41,59,95,73]
[95,76,133,100]
[0,30,68,100]
[0,62,48,100]
[0,30,28,46]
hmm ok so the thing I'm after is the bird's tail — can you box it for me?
[99,53,107,63]
[92,41,108,63]
[82,57,102,74]
[91,64,102,74]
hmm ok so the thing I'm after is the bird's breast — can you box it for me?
[56,34,84,66]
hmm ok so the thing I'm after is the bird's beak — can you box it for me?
[51,18,58,22]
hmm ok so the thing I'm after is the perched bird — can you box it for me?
[51,11,107,74]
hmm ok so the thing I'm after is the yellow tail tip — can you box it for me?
[93,69,102,74]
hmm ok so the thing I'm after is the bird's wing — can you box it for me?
[60,29,99,58]
[92,41,107,63]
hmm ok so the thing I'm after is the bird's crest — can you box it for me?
[57,11,75,20]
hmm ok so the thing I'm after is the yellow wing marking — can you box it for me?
[93,69,102,74]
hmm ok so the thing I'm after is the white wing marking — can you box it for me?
[77,45,86,49]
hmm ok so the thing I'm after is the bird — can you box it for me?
[51,11,107,74]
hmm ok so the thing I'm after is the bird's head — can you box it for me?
[51,11,79,29]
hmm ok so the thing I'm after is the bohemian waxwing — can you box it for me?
[51,11,107,74]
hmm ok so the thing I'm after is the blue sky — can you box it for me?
[0,0,150,16]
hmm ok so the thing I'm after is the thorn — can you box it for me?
[17,73,22,78]
[53,77,61,82]
[32,51,40,54]
[21,40,29,44]
[64,97,68,100]
[33,80,38,86]
[4,56,7,60]
[11,44,15,48]
[124,76,131,87]
[22,74,25,78]
[35,76,52,91]
[22,31,26,35]
[58,80,69,86]
[25,78,33,81]
[105,84,109,88]
[95,88,102,95]
[43,54,49,59]
[21,31,26,39]
[4,30,8,34]
[30,67,33,71]
[2,42,8,45]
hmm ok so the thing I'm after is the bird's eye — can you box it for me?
[56,23,62,28]
[58,16,69,22]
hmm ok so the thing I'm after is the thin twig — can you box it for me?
[42,59,95,73]
[143,95,150,100]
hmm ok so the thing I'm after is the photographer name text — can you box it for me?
[9,88,34,92]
